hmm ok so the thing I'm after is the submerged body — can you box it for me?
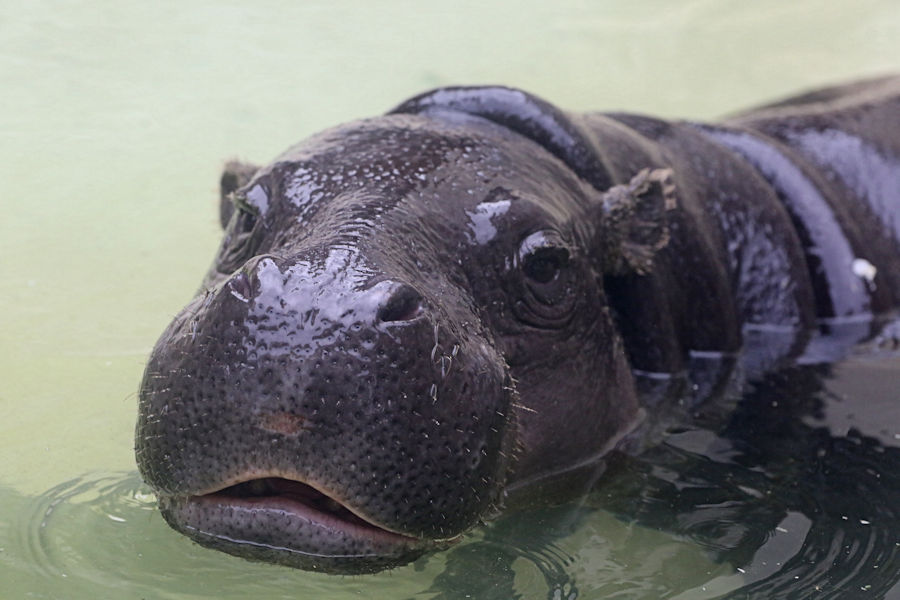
[136,76,900,573]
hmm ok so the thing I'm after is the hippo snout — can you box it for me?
[135,247,515,572]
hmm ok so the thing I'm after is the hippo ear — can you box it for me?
[596,168,677,275]
[390,86,613,191]
[219,160,259,229]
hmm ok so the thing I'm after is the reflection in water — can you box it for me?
[716,362,900,599]
[426,354,900,599]
[589,358,900,599]
[1,354,898,599]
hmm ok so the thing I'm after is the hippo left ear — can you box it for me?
[595,168,677,275]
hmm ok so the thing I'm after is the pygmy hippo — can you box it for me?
[136,76,900,573]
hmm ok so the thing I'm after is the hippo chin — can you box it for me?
[136,76,900,574]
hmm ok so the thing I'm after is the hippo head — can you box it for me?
[135,87,675,573]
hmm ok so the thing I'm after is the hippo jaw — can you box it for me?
[157,473,453,573]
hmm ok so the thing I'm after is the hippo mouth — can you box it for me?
[204,477,397,534]
[156,475,449,573]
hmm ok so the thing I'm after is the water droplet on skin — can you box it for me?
[431,324,441,362]
[440,355,452,379]
[852,257,878,291]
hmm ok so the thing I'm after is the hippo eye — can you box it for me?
[518,231,570,285]
[231,191,260,225]
[511,231,577,329]
[215,192,263,274]
[523,247,568,284]
[516,231,575,319]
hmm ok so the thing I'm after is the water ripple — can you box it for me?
[5,359,899,599]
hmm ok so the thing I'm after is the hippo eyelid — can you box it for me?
[516,230,571,265]
[215,198,265,274]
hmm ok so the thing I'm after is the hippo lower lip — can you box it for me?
[157,476,447,573]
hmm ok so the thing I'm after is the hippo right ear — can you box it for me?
[595,168,677,275]
[218,160,259,229]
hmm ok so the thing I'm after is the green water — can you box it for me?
[1,1,899,598]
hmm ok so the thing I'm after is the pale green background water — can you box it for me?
[1,1,899,598]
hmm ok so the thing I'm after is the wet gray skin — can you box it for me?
[136,76,900,573]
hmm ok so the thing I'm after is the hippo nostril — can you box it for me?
[377,284,425,323]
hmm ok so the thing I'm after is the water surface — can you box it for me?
[2,1,899,598]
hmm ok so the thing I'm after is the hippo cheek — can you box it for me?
[135,285,514,571]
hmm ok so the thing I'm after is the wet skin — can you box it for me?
[136,76,900,573]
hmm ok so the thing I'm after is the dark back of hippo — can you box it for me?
[136,76,900,573]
